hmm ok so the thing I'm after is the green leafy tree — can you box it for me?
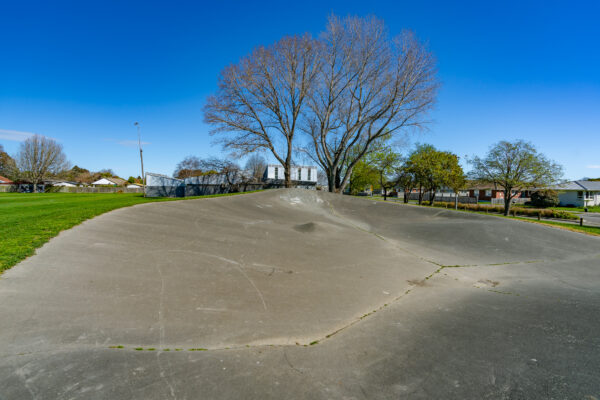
[349,159,379,194]
[405,144,464,205]
[395,165,415,203]
[530,189,559,208]
[469,140,563,215]
[0,145,18,180]
[370,147,401,200]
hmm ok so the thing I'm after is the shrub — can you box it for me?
[428,200,577,220]
[530,190,559,208]
[551,210,578,220]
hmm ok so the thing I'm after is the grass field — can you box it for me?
[0,191,260,273]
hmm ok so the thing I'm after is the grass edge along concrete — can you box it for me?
[365,196,600,237]
[0,191,263,274]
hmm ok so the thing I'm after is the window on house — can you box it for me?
[485,190,492,196]
[298,168,302,180]
[307,169,311,180]
[577,191,583,199]
[274,167,278,180]
[585,191,593,199]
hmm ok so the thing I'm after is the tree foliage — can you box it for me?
[469,140,563,215]
[530,189,559,208]
[0,146,17,180]
[369,147,401,200]
[405,144,464,205]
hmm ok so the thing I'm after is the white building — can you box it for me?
[92,177,127,186]
[553,180,600,207]
[264,165,317,183]
[44,179,78,187]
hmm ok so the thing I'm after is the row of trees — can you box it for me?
[0,136,139,192]
[204,15,438,193]
[350,139,564,216]
[350,142,465,204]
[173,154,268,183]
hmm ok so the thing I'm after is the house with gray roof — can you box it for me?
[552,180,600,207]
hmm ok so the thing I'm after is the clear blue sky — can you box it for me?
[1,0,599,180]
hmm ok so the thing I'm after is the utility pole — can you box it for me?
[134,122,145,185]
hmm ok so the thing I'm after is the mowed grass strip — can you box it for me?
[0,191,262,273]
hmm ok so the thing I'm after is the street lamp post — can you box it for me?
[134,122,145,185]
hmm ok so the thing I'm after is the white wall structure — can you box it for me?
[92,178,117,186]
[264,165,317,183]
[553,181,600,207]
[45,180,77,187]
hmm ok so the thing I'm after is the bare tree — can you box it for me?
[16,135,69,192]
[302,15,438,193]
[199,157,242,189]
[173,155,203,179]
[204,35,321,188]
[244,154,267,182]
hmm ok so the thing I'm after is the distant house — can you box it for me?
[44,179,79,187]
[92,177,127,187]
[263,165,318,188]
[0,175,14,185]
[467,183,531,202]
[552,180,600,207]
[126,183,144,189]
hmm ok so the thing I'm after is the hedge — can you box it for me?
[428,202,578,220]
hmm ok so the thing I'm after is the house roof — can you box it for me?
[0,175,14,184]
[467,183,500,190]
[44,179,79,185]
[555,180,600,191]
[94,177,127,185]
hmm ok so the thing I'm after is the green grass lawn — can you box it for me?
[0,191,261,273]
[550,206,600,213]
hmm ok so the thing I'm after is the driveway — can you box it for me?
[579,212,600,226]
[1,189,599,399]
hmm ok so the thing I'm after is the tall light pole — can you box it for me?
[134,122,145,185]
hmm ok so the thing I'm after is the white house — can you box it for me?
[553,180,600,207]
[264,165,317,183]
[44,179,78,187]
[92,177,127,186]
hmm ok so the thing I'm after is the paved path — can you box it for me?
[578,212,600,226]
[1,189,599,399]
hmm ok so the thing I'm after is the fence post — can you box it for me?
[580,217,583,227]
[538,212,541,221]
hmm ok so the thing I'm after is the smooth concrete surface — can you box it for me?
[1,189,599,399]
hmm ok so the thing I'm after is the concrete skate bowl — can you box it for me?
[1,188,598,355]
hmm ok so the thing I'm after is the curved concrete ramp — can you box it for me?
[1,189,599,399]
